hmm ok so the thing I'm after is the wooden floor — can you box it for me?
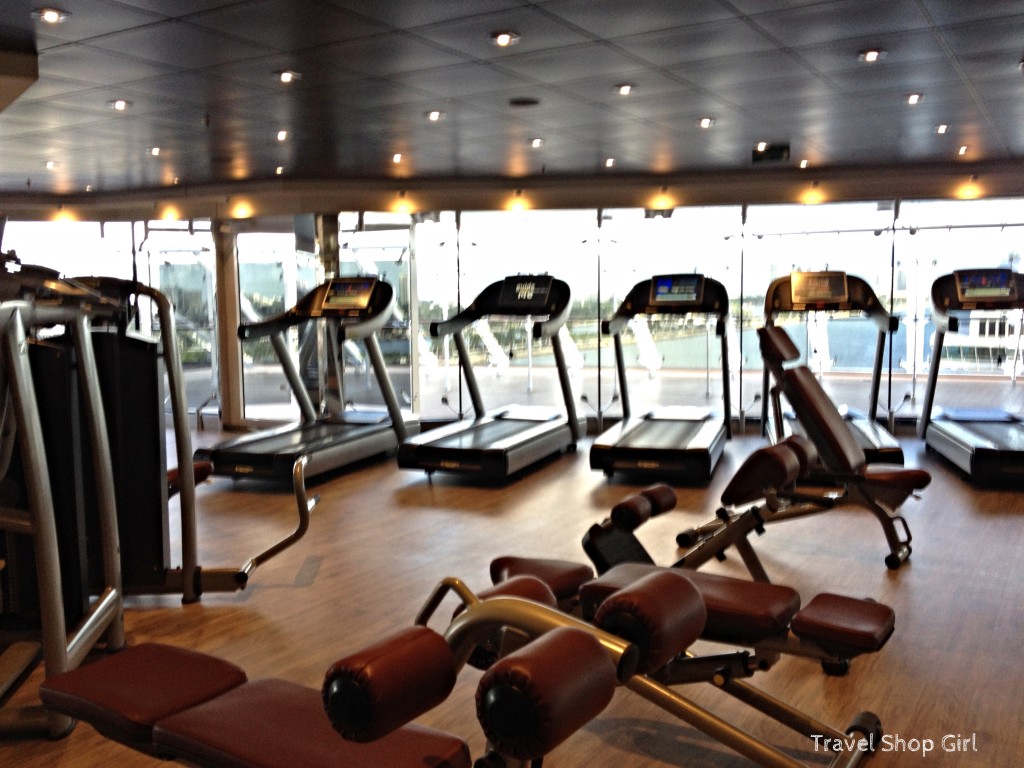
[3,429,1023,767]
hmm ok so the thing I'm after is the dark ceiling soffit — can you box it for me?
[0,159,1014,221]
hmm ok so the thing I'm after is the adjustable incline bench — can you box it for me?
[465,567,885,766]
[759,323,930,568]
[492,449,896,676]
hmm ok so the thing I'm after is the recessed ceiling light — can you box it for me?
[277,130,288,141]
[490,31,520,47]
[276,166,284,175]
[529,138,544,148]
[604,157,616,168]
[756,141,768,152]
[33,7,70,24]
[277,70,301,84]
[393,153,403,163]
[907,93,922,105]
[616,83,635,96]
[698,117,715,129]
[935,124,949,134]
[858,49,886,63]
[425,110,446,122]
[45,160,59,170]
[149,147,160,156]
[107,99,131,111]
[958,145,969,156]
[799,159,809,169]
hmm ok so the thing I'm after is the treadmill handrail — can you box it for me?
[918,270,1024,438]
[602,274,730,336]
[928,270,1024,331]
[238,279,395,341]
[764,273,895,334]
[429,276,572,340]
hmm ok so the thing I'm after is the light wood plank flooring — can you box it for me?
[3,431,1022,767]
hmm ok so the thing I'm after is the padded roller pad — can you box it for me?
[610,494,653,531]
[780,434,818,476]
[490,556,594,601]
[476,627,616,761]
[581,563,801,645]
[155,678,470,768]
[322,626,456,742]
[38,643,247,753]
[790,594,896,656]
[640,484,677,514]
[594,570,707,673]
[720,443,801,507]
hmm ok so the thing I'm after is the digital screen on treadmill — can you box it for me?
[321,278,375,310]
[650,274,703,304]
[954,269,1018,302]
[789,271,849,304]
[498,275,553,310]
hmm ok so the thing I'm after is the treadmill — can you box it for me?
[196,276,417,482]
[918,268,1024,484]
[590,273,732,481]
[397,274,583,479]
[762,271,904,465]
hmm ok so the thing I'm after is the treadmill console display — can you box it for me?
[790,271,849,305]
[953,269,1018,303]
[321,278,376,311]
[498,275,554,310]
[650,274,704,305]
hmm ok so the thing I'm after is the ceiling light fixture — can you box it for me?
[277,130,288,141]
[276,166,284,175]
[150,147,160,156]
[858,49,886,63]
[604,158,616,168]
[698,117,715,129]
[529,138,544,148]
[935,124,949,134]
[107,99,131,111]
[958,145,969,156]
[907,93,922,105]
[393,153,403,163]
[277,70,301,84]
[490,31,520,47]
[616,83,634,96]
[426,110,446,122]
[33,7,70,24]
[799,159,809,168]
[45,160,58,170]
[756,141,768,152]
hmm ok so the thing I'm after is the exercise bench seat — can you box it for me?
[39,641,471,768]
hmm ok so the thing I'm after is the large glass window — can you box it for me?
[236,229,321,422]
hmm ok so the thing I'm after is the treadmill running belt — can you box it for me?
[423,419,533,450]
[218,422,387,457]
[617,419,706,450]
[962,422,1024,451]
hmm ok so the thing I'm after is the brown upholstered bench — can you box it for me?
[490,556,896,674]
[40,641,470,768]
